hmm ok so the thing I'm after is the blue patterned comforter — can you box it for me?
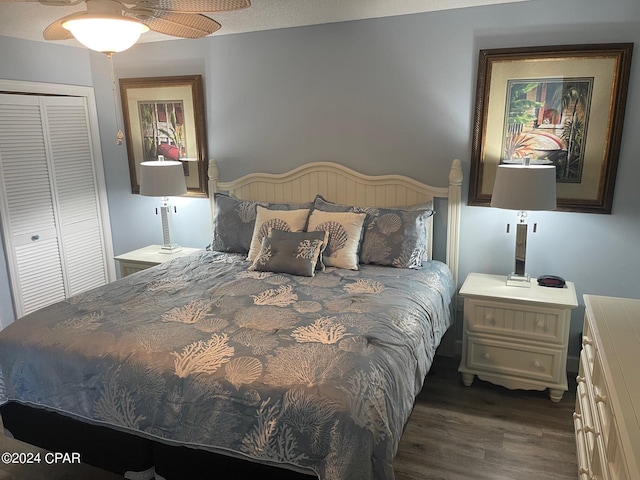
[0,251,454,480]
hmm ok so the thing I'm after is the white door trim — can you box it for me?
[0,79,115,319]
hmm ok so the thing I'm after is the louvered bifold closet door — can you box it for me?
[42,96,108,296]
[0,94,66,316]
[0,94,109,318]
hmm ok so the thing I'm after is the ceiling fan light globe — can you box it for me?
[62,17,149,53]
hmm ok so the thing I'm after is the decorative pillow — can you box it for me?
[248,231,326,277]
[306,210,366,270]
[268,229,329,271]
[208,193,312,253]
[360,208,434,268]
[246,206,311,261]
[313,195,434,268]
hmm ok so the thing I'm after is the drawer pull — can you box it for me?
[532,360,544,370]
[582,336,593,347]
[482,352,491,360]
[484,314,495,325]
[535,321,544,329]
[595,393,608,404]
[583,426,599,436]
[31,234,40,241]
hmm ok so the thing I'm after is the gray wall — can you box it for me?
[1,0,639,364]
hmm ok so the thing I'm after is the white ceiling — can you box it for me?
[0,0,527,47]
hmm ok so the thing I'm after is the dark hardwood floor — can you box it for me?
[1,355,578,480]
[394,355,578,480]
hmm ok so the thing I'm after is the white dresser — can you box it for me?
[458,272,578,402]
[575,295,640,480]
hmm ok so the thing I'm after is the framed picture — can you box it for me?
[120,75,209,197]
[469,43,633,213]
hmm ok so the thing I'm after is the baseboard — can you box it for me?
[566,354,579,374]
[454,338,463,356]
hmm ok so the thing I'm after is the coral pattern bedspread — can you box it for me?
[0,251,454,480]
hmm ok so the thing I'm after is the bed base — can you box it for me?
[1,402,154,478]
[1,402,314,479]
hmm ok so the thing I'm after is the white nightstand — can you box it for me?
[458,272,578,402]
[114,245,202,278]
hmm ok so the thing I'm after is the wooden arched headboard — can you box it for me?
[208,159,463,287]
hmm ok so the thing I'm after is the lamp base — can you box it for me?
[159,243,182,254]
[158,203,181,254]
[506,272,531,287]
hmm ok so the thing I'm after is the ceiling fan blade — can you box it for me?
[137,12,220,38]
[133,0,249,14]
[43,16,76,41]
[39,0,84,5]
[0,0,82,4]
[0,0,47,2]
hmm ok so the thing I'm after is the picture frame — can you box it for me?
[468,43,633,213]
[120,75,209,197]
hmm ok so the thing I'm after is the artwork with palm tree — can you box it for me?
[120,75,209,197]
[469,43,633,213]
[502,78,592,183]
[139,101,190,175]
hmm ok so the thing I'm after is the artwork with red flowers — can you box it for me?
[120,75,209,197]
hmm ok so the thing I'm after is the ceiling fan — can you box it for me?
[1,0,251,52]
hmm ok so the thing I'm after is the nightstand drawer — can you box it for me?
[118,261,153,277]
[466,299,567,344]
[466,336,562,383]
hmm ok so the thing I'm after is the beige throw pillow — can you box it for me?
[246,206,311,261]
[306,210,366,270]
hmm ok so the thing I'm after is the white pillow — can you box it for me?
[246,206,311,261]
[306,210,366,270]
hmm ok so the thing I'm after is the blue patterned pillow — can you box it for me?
[269,229,329,271]
[248,230,327,277]
[312,195,434,268]
[208,193,312,253]
[359,208,433,268]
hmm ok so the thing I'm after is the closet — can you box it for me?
[0,87,114,319]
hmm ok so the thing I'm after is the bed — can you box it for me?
[0,159,462,480]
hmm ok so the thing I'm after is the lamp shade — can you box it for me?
[139,161,187,197]
[62,16,149,53]
[491,164,557,211]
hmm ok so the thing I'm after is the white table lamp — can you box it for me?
[140,158,187,253]
[491,159,556,287]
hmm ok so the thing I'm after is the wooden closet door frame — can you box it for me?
[0,79,116,319]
